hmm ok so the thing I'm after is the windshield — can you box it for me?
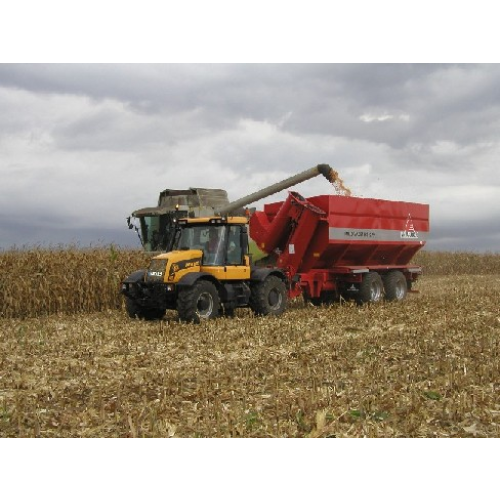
[139,215,177,252]
[174,224,244,266]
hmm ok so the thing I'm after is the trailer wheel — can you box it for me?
[177,280,220,323]
[125,297,166,320]
[250,275,287,316]
[383,271,408,301]
[357,272,384,304]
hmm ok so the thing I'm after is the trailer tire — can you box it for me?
[250,275,287,316]
[177,280,220,323]
[357,272,384,304]
[383,271,408,301]
[125,297,166,320]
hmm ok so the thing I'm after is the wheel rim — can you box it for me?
[394,280,405,300]
[197,291,214,318]
[268,287,283,310]
[370,281,382,302]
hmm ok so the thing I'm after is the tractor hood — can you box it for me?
[146,249,203,284]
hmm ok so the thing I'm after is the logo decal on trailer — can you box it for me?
[400,214,419,239]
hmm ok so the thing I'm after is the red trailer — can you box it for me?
[250,191,429,304]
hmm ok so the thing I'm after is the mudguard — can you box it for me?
[176,272,219,288]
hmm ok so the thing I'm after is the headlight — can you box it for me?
[145,258,168,283]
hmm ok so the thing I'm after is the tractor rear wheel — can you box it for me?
[357,272,384,304]
[383,271,408,301]
[177,280,220,323]
[250,275,287,316]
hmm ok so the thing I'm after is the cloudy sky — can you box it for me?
[1,63,499,252]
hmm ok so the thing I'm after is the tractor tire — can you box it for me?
[383,271,408,301]
[177,280,220,323]
[357,272,384,305]
[125,297,165,320]
[250,275,287,316]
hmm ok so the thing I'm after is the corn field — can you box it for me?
[1,246,499,319]
[0,246,148,318]
[0,246,499,437]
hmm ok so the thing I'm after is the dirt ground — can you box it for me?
[1,275,499,437]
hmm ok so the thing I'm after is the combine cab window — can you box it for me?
[140,215,177,251]
[140,216,158,252]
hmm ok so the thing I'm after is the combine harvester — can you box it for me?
[127,187,230,252]
[121,164,429,321]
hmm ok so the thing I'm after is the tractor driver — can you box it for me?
[204,227,224,265]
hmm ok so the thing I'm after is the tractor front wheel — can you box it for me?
[125,297,166,320]
[177,280,220,323]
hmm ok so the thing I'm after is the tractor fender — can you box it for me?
[176,272,220,289]
[250,267,287,283]
[122,269,146,284]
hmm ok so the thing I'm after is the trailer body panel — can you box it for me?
[250,192,429,300]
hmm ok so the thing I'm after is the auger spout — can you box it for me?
[217,164,334,216]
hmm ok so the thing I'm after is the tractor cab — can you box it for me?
[173,216,250,269]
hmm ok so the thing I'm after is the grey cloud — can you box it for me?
[4,63,500,151]
[0,216,139,250]
[1,63,499,252]
[428,219,500,252]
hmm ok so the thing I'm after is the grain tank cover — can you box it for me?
[133,187,229,217]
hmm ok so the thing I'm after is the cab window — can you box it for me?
[226,225,243,265]
[203,226,226,265]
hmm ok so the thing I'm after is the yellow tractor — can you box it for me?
[121,214,287,322]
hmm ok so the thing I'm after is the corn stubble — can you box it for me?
[1,248,499,437]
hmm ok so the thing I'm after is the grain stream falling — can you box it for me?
[327,169,352,196]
